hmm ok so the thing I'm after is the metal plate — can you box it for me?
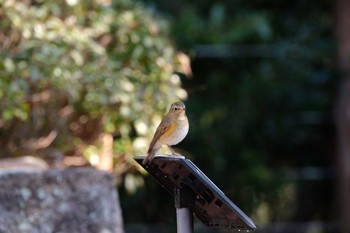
[135,155,257,231]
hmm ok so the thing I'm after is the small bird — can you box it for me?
[143,101,189,165]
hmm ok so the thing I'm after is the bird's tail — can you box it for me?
[142,148,156,165]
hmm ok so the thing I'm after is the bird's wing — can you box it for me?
[147,115,172,154]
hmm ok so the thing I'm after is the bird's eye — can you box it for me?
[174,107,179,111]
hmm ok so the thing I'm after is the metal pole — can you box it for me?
[176,207,193,233]
[174,187,194,233]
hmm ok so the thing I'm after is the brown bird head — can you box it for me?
[169,101,187,118]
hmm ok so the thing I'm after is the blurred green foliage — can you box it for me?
[0,0,187,176]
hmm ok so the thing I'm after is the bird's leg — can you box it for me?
[167,145,177,155]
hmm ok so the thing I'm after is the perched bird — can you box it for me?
[142,101,189,165]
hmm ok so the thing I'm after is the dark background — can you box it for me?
[120,0,339,232]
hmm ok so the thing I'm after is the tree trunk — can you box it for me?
[335,0,350,232]
[97,133,114,172]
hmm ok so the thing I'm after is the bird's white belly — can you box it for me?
[162,124,189,146]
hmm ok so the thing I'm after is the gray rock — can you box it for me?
[0,167,124,233]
